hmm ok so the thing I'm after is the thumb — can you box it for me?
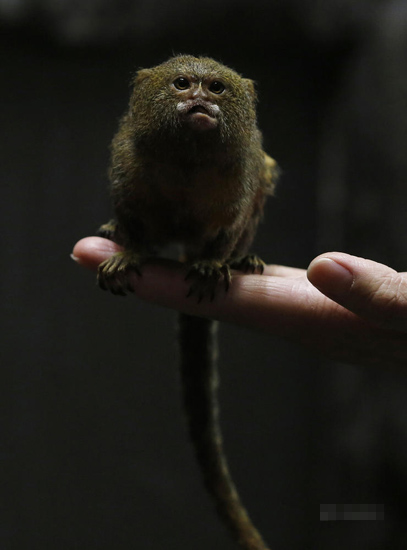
[307,252,407,332]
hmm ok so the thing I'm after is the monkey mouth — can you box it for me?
[182,101,219,131]
[188,105,212,116]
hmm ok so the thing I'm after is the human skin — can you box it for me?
[72,237,407,368]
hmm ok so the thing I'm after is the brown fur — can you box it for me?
[98,55,277,291]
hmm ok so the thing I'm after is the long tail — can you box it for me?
[178,313,270,550]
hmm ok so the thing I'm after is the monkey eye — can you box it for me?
[173,77,190,90]
[209,81,225,94]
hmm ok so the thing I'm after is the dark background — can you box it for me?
[1,1,407,548]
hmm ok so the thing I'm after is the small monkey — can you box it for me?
[97,55,277,550]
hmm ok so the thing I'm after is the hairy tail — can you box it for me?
[178,313,270,550]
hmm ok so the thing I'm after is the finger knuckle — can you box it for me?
[367,275,407,326]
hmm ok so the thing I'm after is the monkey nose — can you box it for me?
[191,84,209,100]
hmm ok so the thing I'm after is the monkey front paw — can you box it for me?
[185,260,231,302]
[96,219,118,241]
[229,254,265,274]
[97,251,143,296]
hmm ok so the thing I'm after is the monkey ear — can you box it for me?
[133,68,153,87]
[243,78,257,101]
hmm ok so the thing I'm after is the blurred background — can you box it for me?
[1,1,407,548]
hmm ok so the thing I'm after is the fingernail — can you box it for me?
[70,253,79,262]
[308,258,354,295]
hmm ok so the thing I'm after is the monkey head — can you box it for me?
[128,55,258,146]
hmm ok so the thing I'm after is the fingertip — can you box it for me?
[72,237,121,270]
[307,255,354,296]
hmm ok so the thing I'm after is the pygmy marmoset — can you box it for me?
[97,55,278,550]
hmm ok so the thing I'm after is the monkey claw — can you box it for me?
[229,254,265,274]
[97,251,142,296]
[185,260,231,302]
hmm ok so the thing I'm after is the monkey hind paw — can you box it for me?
[96,219,118,241]
[230,254,265,274]
[97,251,142,296]
[185,260,231,302]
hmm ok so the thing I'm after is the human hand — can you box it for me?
[72,238,407,368]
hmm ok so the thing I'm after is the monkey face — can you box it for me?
[172,75,224,132]
[130,55,257,144]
